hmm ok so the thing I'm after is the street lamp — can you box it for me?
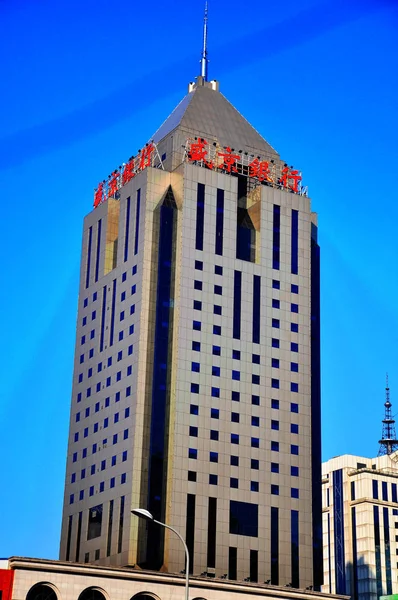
[131,508,190,600]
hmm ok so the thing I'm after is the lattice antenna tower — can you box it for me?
[199,2,209,81]
[378,374,398,456]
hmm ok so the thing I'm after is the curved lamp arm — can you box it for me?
[153,519,189,600]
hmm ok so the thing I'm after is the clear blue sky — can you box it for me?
[0,0,397,560]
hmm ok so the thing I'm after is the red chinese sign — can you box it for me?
[185,137,304,194]
[93,142,162,209]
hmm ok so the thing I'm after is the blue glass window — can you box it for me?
[189,426,198,437]
[272,378,279,389]
[373,480,378,499]
[291,423,299,434]
[231,433,239,444]
[291,488,299,499]
[193,321,201,331]
[90,329,95,339]
[195,260,203,270]
[114,413,119,424]
[291,284,299,294]
[104,418,108,428]
[74,432,79,442]
[272,319,280,329]
[271,420,279,430]
[123,429,128,440]
[120,311,125,321]
[271,462,279,473]
[213,325,221,335]
[131,284,136,295]
[231,455,239,466]
[80,354,84,364]
[252,275,261,344]
[291,403,299,413]
[214,285,222,295]
[231,412,240,423]
[252,416,259,427]
[83,298,88,308]
[81,335,86,345]
[232,370,240,381]
[215,265,223,275]
[291,303,299,313]
[213,345,221,355]
[272,358,279,368]
[212,366,220,377]
[210,451,218,462]
[209,474,218,485]
[291,382,299,392]
[126,386,131,397]
[191,383,199,394]
[107,357,112,367]
[291,444,299,455]
[291,209,298,274]
[211,387,220,397]
[291,322,299,333]
[77,393,82,403]
[122,272,127,282]
[132,265,137,275]
[112,456,116,466]
[194,280,203,291]
[251,437,259,448]
[196,183,205,251]
[113,434,118,444]
[189,448,197,459]
[91,445,96,455]
[272,205,280,270]
[215,188,224,255]
[251,459,259,470]
[291,342,299,352]
[272,338,279,348]
[192,362,200,372]
[125,407,130,418]
[252,374,260,384]
[122,451,127,462]
[232,349,240,360]
[252,395,260,405]
[232,391,240,402]
[272,280,280,289]
[214,305,222,315]
[233,271,241,339]
[194,300,202,310]
[272,299,280,309]
[271,485,279,495]
[192,341,201,352]
[252,354,260,364]
[127,365,132,376]
[115,391,120,402]
[291,362,299,372]
[229,500,258,537]
[110,478,115,488]
[230,478,239,489]
[271,399,279,409]
[190,404,199,415]
[271,441,279,451]
[251,481,259,492]
[211,408,219,419]
[95,402,100,412]
[291,466,299,476]
[73,452,77,463]
[119,331,124,341]
[210,430,219,441]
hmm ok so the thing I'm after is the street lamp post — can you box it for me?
[131,508,190,600]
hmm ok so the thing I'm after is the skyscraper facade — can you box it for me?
[60,74,322,589]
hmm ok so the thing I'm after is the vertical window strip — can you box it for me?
[351,508,358,600]
[228,547,237,580]
[272,205,280,270]
[65,515,73,562]
[291,209,298,274]
[118,496,125,553]
[291,510,299,588]
[134,189,141,256]
[196,183,205,251]
[85,226,93,289]
[109,279,117,347]
[186,494,196,574]
[327,513,332,592]
[250,549,258,583]
[124,197,131,262]
[252,275,261,344]
[215,188,224,255]
[374,506,382,598]
[107,499,114,557]
[233,271,242,340]
[95,219,102,282]
[383,507,392,594]
[100,285,107,352]
[207,497,217,569]
[75,511,82,562]
[333,469,346,594]
[271,506,279,585]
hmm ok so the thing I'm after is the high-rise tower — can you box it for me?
[60,62,322,587]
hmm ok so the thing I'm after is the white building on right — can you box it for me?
[322,384,398,600]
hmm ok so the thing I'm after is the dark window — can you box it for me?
[291,444,299,455]
[229,500,258,537]
[231,412,240,423]
[272,279,280,289]
[231,433,239,444]
[193,300,202,311]
[271,485,279,495]
[209,474,218,485]
[189,426,198,437]
[382,481,388,501]
[87,505,103,540]
[189,448,197,459]
[272,319,280,329]
[213,325,221,335]
[210,451,218,463]
[291,322,299,332]
[291,362,299,372]
[252,394,260,405]
[213,345,221,355]
[291,403,299,413]
[233,271,242,339]
[211,408,219,419]
[271,399,279,409]
[272,205,280,269]
[232,370,240,381]
[134,189,141,255]
[232,349,241,359]
[229,547,237,580]
[272,338,280,348]
[214,304,222,315]
[251,437,259,448]
[271,420,279,430]
[291,423,299,434]
[271,462,279,473]
[231,455,239,466]
[291,466,299,476]
[196,183,205,250]
[195,260,203,270]
[252,416,259,427]
[291,382,299,392]
[251,459,259,470]
[211,387,220,397]
[192,362,200,372]
[194,280,202,291]
[373,480,379,499]
[251,481,259,492]
[192,341,201,351]
[252,374,260,384]
[252,275,261,344]
[291,209,298,274]
[191,383,199,393]
[215,265,223,275]
[188,471,197,482]
[291,303,299,313]
[272,358,279,368]
[214,284,222,295]
[232,391,240,402]
[190,404,199,415]
[252,354,260,364]
[291,284,299,294]
[291,342,299,352]
[272,299,280,309]
[210,430,219,441]
[291,488,299,499]
[272,378,279,389]
[215,188,224,255]
[230,477,239,488]
[271,441,279,451]
[212,365,220,376]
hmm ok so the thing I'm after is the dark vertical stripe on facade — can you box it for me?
[228,547,237,580]
[134,189,141,256]
[186,494,196,574]
[291,510,299,588]
[107,499,114,557]
[351,507,358,600]
[271,506,279,585]
[118,496,125,553]
[333,469,346,594]
[85,226,93,289]
[124,197,131,262]
[311,223,323,590]
[327,513,332,592]
[95,219,102,282]
[75,511,82,562]
[374,506,382,598]
[252,275,261,344]
[383,506,392,594]
[65,515,72,561]
[100,285,107,353]
[207,497,217,569]
[291,209,298,274]
[233,271,242,339]
[272,205,280,270]
[196,183,205,250]
[109,279,117,347]
[215,188,224,255]
[147,199,177,569]
[250,550,258,583]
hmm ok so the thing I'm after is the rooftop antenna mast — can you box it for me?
[200,2,209,81]
[378,374,398,456]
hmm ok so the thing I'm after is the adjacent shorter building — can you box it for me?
[322,452,398,600]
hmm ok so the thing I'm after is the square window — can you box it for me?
[251,459,259,470]
[272,378,279,389]
[194,280,203,291]
[210,451,218,463]
[272,358,279,368]
[252,374,260,384]
[291,403,299,413]
[232,349,241,360]
[191,383,200,394]
[230,478,239,489]
[251,481,259,492]
[192,362,200,372]
[212,345,221,356]
[214,305,222,315]
[271,420,279,431]
[231,455,239,466]
[132,265,137,275]
[252,354,260,364]
[214,285,222,295]
[190,404,199,415]
[232,370,240,381]
[272,299,280,309]
[252,395,260,405]
[272,280,280,289]
[213,325,221,335]
[271,399,279,409]
[251,416,259,427]
[291,488,299,498]
[192,341,201,352]
[211,408,219,419]
[271,462,279,473]
[291,444,299,455]
[215,265,223,275]
[212,365,220,377]
[193,300,202,311]
[231,433,239,444]
[291,382,299,392]
[291,303,299,313]
[209,474,218,485]
[122,272,127,282]
[272,319,280,329]
[193,321,201,331]
[211,387,220,398]
[291,466,299,476]
[291,423,299,434]
[195,260,203,271]
[291,322,299,333]
[291,362,299,372]
[291,284,299,294]
[271,441,279,451]
[189,448,197,459]
[210,430,219,441]
[272,338,280,348]
[188,471,197,482]
[231,412,240,423]
[271,484,279,495]
[251,437,259,448]
[291,342,299,352]
[232,391,240,402]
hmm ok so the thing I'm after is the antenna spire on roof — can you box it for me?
[200,2,209,81]
[378,373,398,456]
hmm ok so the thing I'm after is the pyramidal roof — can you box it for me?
[152,78,280,160]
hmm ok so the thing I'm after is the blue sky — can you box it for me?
[0,0,397,560]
